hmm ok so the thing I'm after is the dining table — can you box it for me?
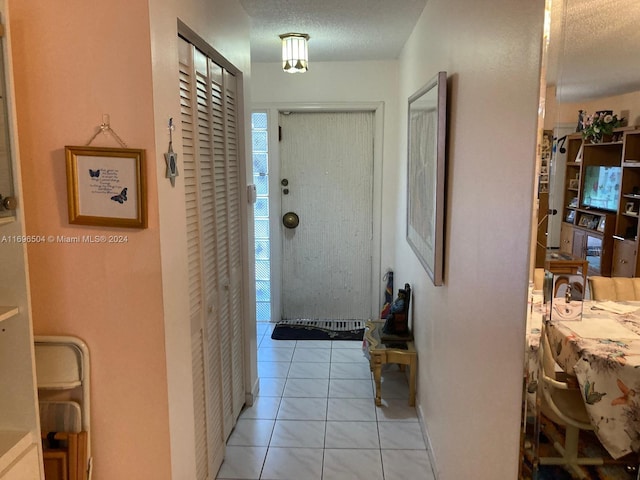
[526,292,640,460]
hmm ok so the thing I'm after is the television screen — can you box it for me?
[581,165,621,212]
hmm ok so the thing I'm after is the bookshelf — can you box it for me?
[560,128,640,277]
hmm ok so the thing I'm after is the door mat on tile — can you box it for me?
[271,319,366,341]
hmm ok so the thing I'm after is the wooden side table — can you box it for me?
[363,320,417,406]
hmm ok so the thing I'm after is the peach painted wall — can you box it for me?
[7,1,171,478]
[6,0,252,478]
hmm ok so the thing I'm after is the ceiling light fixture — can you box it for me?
[279,33,309,73]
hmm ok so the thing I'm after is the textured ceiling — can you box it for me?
[547,0,640,102]
[239,0,640,103]
[238,0,427,62]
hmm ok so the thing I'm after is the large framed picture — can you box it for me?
[406,71,447,286]
[65,146,147,228]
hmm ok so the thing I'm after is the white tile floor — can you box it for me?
[216,322,436,480]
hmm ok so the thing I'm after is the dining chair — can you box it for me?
[588,276,640,301]
[536,324,603,478]
[533,268,545,291]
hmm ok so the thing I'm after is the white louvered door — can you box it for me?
[179,36,246,479]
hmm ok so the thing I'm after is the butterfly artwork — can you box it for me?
[584,380,606,405]
[89,169,101,178]
[110,187,128,204]
[611,378,636,406]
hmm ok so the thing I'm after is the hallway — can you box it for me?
[216,322,436,479]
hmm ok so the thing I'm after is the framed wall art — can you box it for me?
[65,146,147,228]
[406,71,448,286]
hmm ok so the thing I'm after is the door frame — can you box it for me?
[253,102,385,321]
[547,123,577,249]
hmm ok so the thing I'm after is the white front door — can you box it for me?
[279,111,374,320]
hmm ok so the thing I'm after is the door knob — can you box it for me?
[282,212,299,229]
[1,195,17,210]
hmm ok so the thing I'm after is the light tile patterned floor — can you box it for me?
[216,322,436,480]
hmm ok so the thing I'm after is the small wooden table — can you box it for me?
[363,320,417,406]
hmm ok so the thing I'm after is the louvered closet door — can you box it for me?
[211,68,245,436]
[179,38,224,480]
[179,36,246,478]
[208,61,245,437]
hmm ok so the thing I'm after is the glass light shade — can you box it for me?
[279,33,309,73]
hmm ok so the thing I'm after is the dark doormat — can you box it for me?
[271,319,366,341]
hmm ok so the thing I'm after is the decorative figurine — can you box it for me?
[576,110,584,132]
[383,286,409,335]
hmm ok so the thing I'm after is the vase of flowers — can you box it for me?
[581,110,623,143]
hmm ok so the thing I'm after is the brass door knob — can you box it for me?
[282,212,299,229]
[1,195,17,210]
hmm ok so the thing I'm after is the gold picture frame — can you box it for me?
[65,146,147,228]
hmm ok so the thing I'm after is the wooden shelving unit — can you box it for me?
[560,128,640,277]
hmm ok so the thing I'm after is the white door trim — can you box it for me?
[253,102,384,321]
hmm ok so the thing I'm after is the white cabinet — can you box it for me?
[0,5,44,479]
[0,229,43,479]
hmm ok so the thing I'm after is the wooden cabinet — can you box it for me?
[559,222,574,255]
[617,131,640,241]
[560,134,582,226]
[571,227,612,276]
[612,238,637,277]
[559,128,640,277]
[0,10,43,479]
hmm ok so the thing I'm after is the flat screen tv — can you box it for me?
[581,165,621,212]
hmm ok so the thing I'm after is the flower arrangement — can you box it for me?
[581,110,623,143]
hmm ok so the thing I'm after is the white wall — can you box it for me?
[251,3,545,475]
[252,61,400,308]
[396,0,545,478]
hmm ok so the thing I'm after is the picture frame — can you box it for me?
[565,210,575,223]
[575,143,583,163]
[597,216,606,232]
[626,202,636,214]
[406,71,447,286]
[578,214,592,227]
[569,179,579,189]
[65,145,147,228]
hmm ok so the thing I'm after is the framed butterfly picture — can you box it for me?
[65,146,147,228]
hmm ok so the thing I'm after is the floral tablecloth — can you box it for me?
[542,300,640,459]
[524,292,544,414]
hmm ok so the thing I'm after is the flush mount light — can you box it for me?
[279,33,309,73]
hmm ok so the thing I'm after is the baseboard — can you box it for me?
[245,376,260,407]
[417,402,440,479]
